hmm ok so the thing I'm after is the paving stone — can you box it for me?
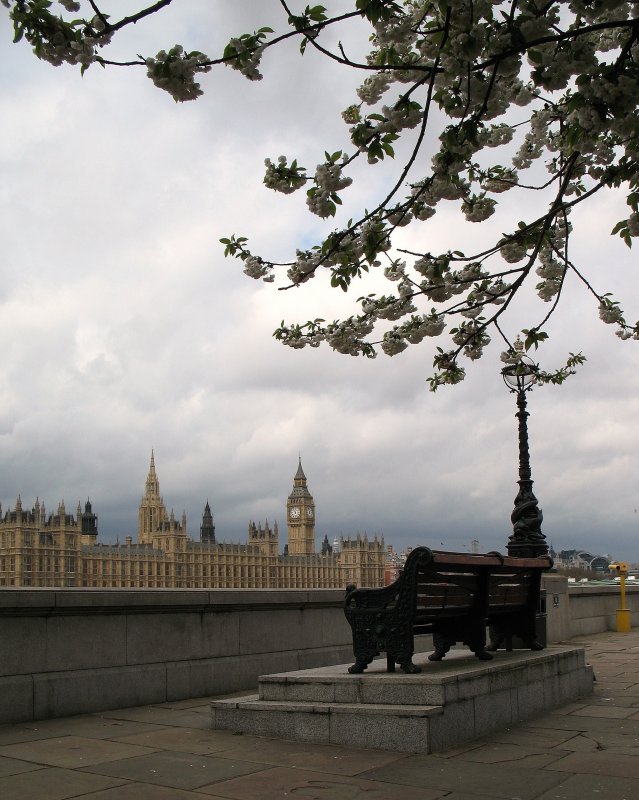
[487,726,582,749]
[68,782,221,799]
[551,701,588,715]
[534,773,639,800]
[152,697,224,710]
[100,707,211,729]
[0,755,43,778]
[429,742,483,760]
[436,794,507,800]
[115,727,243,755]
[569,705,637,719]
[580,695,639,707]
[197,764,446,799]
[0,766,126,800]
[10,715,169,741]
[0,726,60,747]
[547,750,639,778]
[0,736,157,769]
[81,751,268,791]
[527,714,639,734]
[213,735,405,775]
[360,755,567,798]
[444,742,565,768]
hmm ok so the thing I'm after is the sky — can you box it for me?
[1,2,638,561]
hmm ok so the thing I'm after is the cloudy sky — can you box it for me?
[1,2,638,561]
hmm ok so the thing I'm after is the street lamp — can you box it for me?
[502,343,549,559]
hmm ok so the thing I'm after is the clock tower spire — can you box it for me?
[287,457,316,556]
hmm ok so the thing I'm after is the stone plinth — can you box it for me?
[211,644,593,753]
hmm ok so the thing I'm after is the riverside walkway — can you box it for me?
[0,630,637,800]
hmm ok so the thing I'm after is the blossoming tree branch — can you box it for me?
[5,0,638,388]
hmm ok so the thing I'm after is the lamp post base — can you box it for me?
[507,480,548,559]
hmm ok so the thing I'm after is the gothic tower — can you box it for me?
[78,498,98,545]
[138,450,167,544]
[200,501,216,544]
[286,458,316,556]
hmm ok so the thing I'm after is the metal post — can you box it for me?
[506,386,548,559]
[611,562,631,632]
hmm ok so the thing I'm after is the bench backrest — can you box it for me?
[400,548,550,625]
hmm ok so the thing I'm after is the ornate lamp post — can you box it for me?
[502,343,549,559]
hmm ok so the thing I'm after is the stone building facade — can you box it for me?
[0,456,385,589]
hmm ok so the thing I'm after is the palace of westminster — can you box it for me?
[0,454,385,589]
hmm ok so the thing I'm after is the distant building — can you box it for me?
[0,455,385,589]
[554,549,611,573]
[385,544,403,585]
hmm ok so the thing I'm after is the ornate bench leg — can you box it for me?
[428,631,453,662]
[469,627,493,661]
[387,654,396,673]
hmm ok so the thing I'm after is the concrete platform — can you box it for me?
[211,644,594,753]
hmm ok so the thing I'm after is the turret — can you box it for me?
[201,500,216,543]
[80,498,98,544]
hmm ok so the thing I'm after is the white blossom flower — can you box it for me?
[381,331,408,356]
[264,156,306,194]
[500,242,528,263]
[146,46,211,101]
[462,196,496,223]
[224,38,263,81]
[599,302,624,324]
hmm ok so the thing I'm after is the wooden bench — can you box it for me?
[343,546,552,674]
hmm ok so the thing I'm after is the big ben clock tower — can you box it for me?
[287,458,316,556]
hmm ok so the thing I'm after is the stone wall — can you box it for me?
[0,589,353,724]
[1,580,637,725]
[543,575,639,641]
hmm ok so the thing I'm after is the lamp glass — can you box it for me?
[502,355,538,390]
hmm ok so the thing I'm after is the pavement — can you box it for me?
[0,630,638,800]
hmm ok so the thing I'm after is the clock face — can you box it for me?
[290,506,301,519]
[306,507,314,519]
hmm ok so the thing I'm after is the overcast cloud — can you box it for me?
[1,2,638,562]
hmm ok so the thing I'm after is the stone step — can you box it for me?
[211,695,442,753]
[211,644,594,753]
[257,645,589,706]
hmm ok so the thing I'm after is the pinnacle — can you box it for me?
[294,456,306,481]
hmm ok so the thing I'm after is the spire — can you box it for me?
[200,499,215,543]
[294,456,306,481]
[144,450,160,498]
